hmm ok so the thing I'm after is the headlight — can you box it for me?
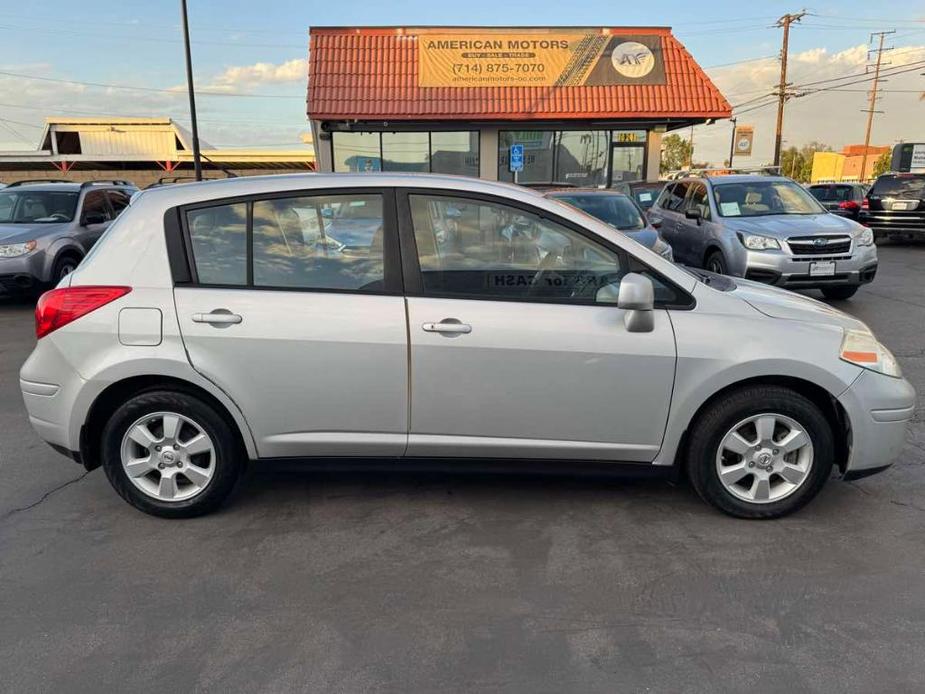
[856,227,874,246]
[0,240,36,258]
[840,328,901,378]
[739,233,781,250]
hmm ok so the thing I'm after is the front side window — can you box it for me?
[713,180,825,217]
[252,194,384,291]
[81,191,113,222]
[0,191,79,223]
[685,184,711,220]
[107,190,131,215]
[409,194,626,303]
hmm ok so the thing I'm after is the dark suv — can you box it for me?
[807,183,867,221]
[859,173,925,239]
[0,179,137,295]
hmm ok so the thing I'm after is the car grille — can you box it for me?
[787,235,851,255]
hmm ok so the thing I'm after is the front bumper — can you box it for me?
[0,253,46,294]
[741,243,878,289]
[838,369,916,477]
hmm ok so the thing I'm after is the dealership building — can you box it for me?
[307,26,731,186]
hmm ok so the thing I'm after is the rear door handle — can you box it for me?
[192,310,242,325]
[422,320,471,335]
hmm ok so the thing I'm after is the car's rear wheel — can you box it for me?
[687,386,834,519]
[705,249,727,275]
[821,285,858,301]
[101,390,243,518]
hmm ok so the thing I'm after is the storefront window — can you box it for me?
[431,131,479,177]
[333,132,381,173]
[610,144,646,184]
[499,130,618,187]
[382,132,429,172]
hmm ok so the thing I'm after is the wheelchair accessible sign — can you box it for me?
[509,144,524,173]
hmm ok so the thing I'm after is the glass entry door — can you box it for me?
[609,144,646,186]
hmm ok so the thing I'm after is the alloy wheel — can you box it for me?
[120,411,216,502]
[715,413,814,504]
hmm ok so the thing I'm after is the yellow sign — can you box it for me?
[418,32,665,88]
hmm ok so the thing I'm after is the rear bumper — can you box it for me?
[860,211,925,237]
[838,369,916,476]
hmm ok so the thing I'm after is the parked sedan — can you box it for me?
[648,175,877,300]
[545,189,673,261]
[807,183,867,220]
[21,173,913,520]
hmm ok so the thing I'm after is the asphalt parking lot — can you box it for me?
[1,244,924,693]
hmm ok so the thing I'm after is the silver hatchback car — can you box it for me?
[20,174,914,519]
[648,175,878,300]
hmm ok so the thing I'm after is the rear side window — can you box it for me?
[252,194,384,291]
[187,203,247,285]
[869,175,925,199]
[184,193,386,291]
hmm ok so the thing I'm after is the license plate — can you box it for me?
[892,201,916,211]
[810,260,836,277]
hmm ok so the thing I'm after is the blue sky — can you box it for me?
[1,0,923,163]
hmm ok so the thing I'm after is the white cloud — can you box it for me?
[211,58,307,88]
[691,43,925,166]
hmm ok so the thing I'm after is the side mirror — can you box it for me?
[596,272,656,333]
[648,217,662,230]
[684,208,702,222]
[82,212,106,226]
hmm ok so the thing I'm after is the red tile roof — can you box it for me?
[307,27,731,121]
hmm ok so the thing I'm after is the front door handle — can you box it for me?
[422,319,471,335]
[192,310,242,326]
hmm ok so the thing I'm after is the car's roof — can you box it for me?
[544,188,630,197]
[699,174,793,185]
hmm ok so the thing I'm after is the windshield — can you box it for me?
[552,194,646,231]
[0,190,79,223]
[870,175,925,199]
[712,180,825,217]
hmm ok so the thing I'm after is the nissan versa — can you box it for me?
[20,174,915,519]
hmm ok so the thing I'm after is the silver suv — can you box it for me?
[648,175,878,300]
[0,179,137,296]
[19,174,914,519]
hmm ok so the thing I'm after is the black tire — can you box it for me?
[687,386,834,519]
[51,253,81,283]
[821,285,858,301]
[101,390,243,518]
[704,249,727,275]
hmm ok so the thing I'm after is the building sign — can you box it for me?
[734,125,754,156]
[418,32,665,87]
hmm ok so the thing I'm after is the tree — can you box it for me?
[660,134,692,174]
[872,151,891,178]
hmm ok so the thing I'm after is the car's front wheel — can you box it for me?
[687,386,834,519]
[704,249,727,275]
[101,390,243,518]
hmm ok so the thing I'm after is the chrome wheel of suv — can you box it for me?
[715,413,813,504]
[120,411,216,502]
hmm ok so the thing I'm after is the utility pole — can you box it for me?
[687,124,695,169]
[773,11,805,168]
[860,30,894,182]
[180,0,203,181]
[728,117,737,168]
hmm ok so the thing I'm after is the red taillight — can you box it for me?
[35,286,131,339]
[862,197,870,209]
[838,200,859,210]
